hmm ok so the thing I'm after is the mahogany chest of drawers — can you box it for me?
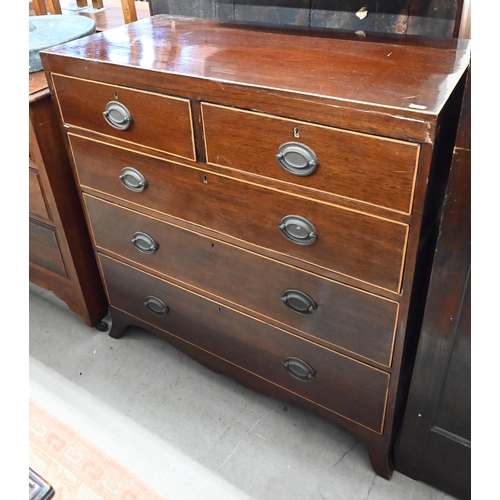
[41,16,470,479]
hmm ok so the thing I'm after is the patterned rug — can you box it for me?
[29,397,165,499]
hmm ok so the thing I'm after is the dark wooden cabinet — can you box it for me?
[41,16,469,479]
[29,71,108,328]
[395,68,471,500]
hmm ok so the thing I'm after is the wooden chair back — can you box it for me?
[31,1,138,25]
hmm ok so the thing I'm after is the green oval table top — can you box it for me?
[29,15,96,73]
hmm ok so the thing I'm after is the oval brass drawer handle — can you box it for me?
[144,295,169,317]
[283,357,315,382]
[103,101,132,130]
[281,289,317,315]
[131,232,158,255]
[119,167,147,193]
[276,142,318,176]
[279,215,317,246]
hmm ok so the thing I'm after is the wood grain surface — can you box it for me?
[70,134,409,292]
[85,194,400,366]
[43,16,469,480]
[52,74,195,160]
[41,15,470,117]
[202,103,420,213]
[100,253,390,434]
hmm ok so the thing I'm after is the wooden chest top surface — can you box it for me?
[42,15,470,116]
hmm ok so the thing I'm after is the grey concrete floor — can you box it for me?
[29,282,457,500]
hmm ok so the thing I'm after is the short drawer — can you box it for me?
[202,103,420,214]
[100,254,390,433]
[70,134,408,292]
[29,166,50,221]
[29,219,67,277]
[85,195,399,366]
[52,74,195,160]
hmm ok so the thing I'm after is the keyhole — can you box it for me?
[217,307,222,313]
[293,127,300,138]
[203,175,208,184]
[114,91,119,99]
[211,242,215,249]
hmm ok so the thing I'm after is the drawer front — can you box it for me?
[29,219,67,277]
[70,134,408,292]
[202,103,420,214]
[100,254,390,433]
[52,74,195,160]
[29,166,50,221]
[85,195,398,366]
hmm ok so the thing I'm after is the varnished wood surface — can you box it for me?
[43,18,469,480]
[32,0,49,16]
[40,50,438,144]
[457,0,471,39]
[52,73,196,159]
[29,167,51,222]
[29,86,109,327]
[28,1,150,101]
[69,134,409,293]
[100,253,390,434]
[84,194,399,367]
[29,72,50,102]
[107,304,393,479]
[29,219,67,277]
[120,0,138,24]
[41,15,470,117]
[202,103,420,214]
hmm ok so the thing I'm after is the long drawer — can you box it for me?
[99,254,390,433]
[202,103,420,214]
[70,134,408,292]
[51,74,196,160]
[85,194,399,366]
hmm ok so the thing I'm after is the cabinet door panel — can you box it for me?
[29,219,67,277]
[29,167,50,222]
